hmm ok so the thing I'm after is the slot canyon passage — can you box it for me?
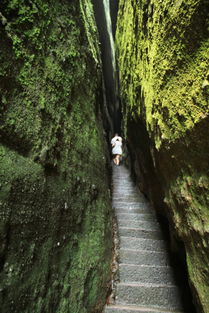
[0,0,208,313]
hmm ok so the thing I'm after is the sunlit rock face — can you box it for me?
[116,0,209,312]
[110,0,119,37]
[91,0,116,132]
[0,1,112,312]
[91,0,120,133]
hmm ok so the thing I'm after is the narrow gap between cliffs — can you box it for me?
[91,0,121,136]
[91,1,197,313]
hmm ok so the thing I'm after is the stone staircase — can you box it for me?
[104,165,184,313]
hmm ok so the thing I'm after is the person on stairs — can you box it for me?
[111,133,123,166]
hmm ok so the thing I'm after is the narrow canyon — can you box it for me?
[0,1,208,313]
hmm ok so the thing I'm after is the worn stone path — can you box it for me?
[104,165,184,313]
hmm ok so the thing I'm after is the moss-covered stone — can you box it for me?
[0,1,112,312]
[116,0,209,312]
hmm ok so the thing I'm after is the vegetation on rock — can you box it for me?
[0,1,112,312]
[116,0,209,312]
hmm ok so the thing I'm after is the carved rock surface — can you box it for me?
[0,1,112,312]
[104,165,184,313]
[116,1,209,312]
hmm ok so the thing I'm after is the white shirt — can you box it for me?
[111,136,122,146]
[112,140,122,155]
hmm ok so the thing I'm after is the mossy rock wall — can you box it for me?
[0,1,112,312]
[116,0,209,312]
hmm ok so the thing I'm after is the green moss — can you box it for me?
[0,0,111,312]
[116,0,209,148]
[116,1,209,312]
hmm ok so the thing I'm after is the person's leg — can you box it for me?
[116,154,120,165]
[118,154,122,165]
[113,155,117,165]
[119,155,121,165]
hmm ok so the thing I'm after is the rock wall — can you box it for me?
[116,0,209,312]
[0,1,112,312]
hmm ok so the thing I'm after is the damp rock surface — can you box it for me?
[0,1,112,312]
[116,1,209,312]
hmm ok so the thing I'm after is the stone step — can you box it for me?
[114,201,151,206]
[113,172,130,176]
[114,205,152,211]
[113,188,138,192]
[113,182,134,185]
[114,187,136,190]
[113,188,138,191]
[114,194,139,197]
[114,197,140,199]
[116,209,154,214]
[113,184,134,186]
[113,175,132,179]
[116,283,183,310]
[114,203,150,209]
[113,198,146,202]
[119,264,176,285]
[115,208,153,214]
[117,213,157,222]
[119,249,170,266]
[115,199,143,203]
[105,304,183,313]
[114,196,145,201]
[114,189,139,191]
[113,200,147,203]
[114,192,145,196]
[118,220,160,230]
[113,181,134,185]
[120,237,167,252]
[104,165,184,313]
[118,227,163,240]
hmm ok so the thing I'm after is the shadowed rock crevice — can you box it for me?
[116,0,209,311]
[91,0,121,133]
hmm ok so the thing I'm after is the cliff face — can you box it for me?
[116,0,209,312]
[0,1,112,312]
